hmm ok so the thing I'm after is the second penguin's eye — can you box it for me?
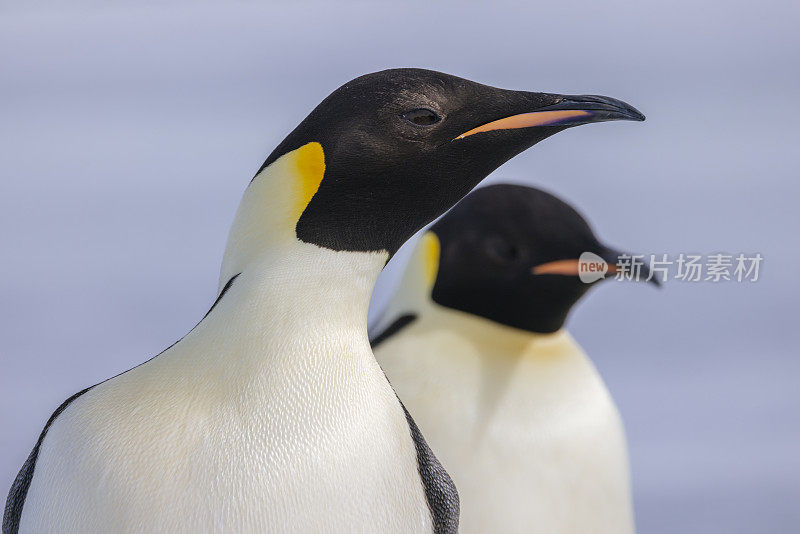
[401,108,441,126]
[486,237,520,264]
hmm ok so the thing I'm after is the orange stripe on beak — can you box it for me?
[532,259,618,276]
[532,259,581,276]
[455,110,593,140]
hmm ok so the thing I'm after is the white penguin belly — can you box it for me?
[376,315,634,534]
[21,356,431,534]
[19,270,433,534]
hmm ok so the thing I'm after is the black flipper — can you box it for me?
[369,313,417,348]
[3,387,92,534]
[399,401,460,534]
[372,314,458,531]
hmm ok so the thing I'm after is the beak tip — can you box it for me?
[555,94,646,124]
[616,102,645,122]
[630,109,646,122]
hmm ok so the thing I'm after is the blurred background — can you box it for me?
[1,1,798,532]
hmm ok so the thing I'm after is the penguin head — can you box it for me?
[424,184,657,334]
[258,68,644,256]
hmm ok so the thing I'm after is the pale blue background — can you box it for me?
[1,2,798,532]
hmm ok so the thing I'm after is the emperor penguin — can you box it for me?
[4,69,644,534]
[371,184,658,534]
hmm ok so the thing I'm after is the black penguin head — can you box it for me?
[428,184,657,334]
[259,68,645,256]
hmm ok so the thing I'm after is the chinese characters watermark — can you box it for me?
[577,252,763,284]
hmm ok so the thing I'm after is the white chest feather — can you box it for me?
[22,254,431,533]
[375,307,634,534]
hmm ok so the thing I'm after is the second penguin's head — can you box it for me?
[416,183,658,334]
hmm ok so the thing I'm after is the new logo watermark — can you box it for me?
[578,252,610,283]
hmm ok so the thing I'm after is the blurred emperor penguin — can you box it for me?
[371,183,658,534]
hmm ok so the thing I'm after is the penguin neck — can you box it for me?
[219,143,325,286]
[426,304,575,357]
[228,246,387,345]
[371,232,438,334]
[212,143,389,359]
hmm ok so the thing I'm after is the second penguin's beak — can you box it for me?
[531,248,661,287]
[455,94,645,140]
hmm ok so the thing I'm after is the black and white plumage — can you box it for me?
[372,184,657,534]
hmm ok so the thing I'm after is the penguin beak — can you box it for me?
[531,249,660,287]
[455,94,645,140]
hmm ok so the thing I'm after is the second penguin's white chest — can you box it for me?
[375,310,634,534]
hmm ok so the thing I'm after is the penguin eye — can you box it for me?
[401,108,441,126]
[486,237,519,264]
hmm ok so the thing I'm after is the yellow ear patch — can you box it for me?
[421,231,441,289]
[291,142,326,219]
